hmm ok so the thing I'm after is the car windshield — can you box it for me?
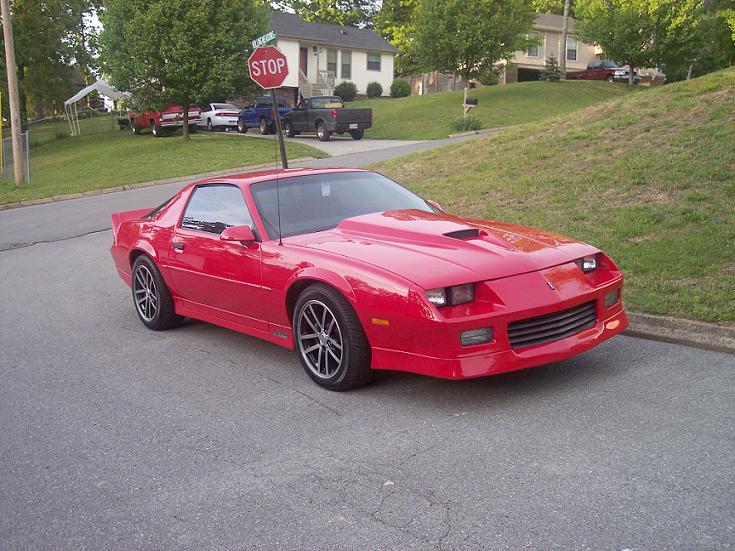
[603,60,620,68]
[256,97,287,108]
[250,172,433,238]
[213,103,237,110]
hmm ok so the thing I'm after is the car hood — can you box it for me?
[290,210,598,289]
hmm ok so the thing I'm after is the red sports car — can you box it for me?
[110,168,628,390]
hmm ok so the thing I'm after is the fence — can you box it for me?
[0,132,30,184]
[2,109,122,150]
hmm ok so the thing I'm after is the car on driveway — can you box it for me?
[283,96,372,141]
[110,168,628,390]
[237,96,291,135]
[199,103,240,132]
[129,104,202,137]
[567,60,640,83]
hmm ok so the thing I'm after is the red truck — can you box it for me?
[129,104,202,137]
[567,60,640,84]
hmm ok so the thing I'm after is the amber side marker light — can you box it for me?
[606,320,620,330]
[372,318,390,326]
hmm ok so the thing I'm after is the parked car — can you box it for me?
[129,104,202,137]
[110,168,628,391]
[567,60,640,83]
[237,96,292,135]
[199,102,240,131]
[283,96,372,141]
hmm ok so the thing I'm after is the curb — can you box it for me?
[0,157,317,212]
[448,125,520,139]
[624,312,735,355]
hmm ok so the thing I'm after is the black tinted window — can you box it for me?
[181,185,253,234]
[251,172,432,238]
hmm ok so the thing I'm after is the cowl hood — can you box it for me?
[290,210,598,289]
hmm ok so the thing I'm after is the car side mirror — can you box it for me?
[220,225,256,244]
[427,199,444,213]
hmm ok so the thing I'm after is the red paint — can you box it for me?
[129,104,202,131]
[110,168,628,380]
[248,46,289,90]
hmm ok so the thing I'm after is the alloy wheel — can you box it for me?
[133,264,159,322]
[296,300,344,379]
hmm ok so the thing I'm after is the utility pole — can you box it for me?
[1,0,24,186]
[560,0,572,79]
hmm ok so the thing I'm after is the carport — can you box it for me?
[63,80,130,136]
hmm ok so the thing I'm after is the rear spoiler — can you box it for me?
[111,208,152,241]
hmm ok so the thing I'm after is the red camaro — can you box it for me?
[110,168,628,390]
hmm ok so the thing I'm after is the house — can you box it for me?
[503,14,600,83]
[270,11,397,104]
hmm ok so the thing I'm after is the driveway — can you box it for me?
[240,131,425,156]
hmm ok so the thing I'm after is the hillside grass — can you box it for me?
[352,80,636,140]
[0,129,325,205]
[371,69,735,322]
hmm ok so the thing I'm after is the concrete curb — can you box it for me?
[0,157,317,212]
[624,312,735,355]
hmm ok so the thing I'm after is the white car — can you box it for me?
[199,103,240,131]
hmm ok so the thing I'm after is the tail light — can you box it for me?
[331,110,337,119]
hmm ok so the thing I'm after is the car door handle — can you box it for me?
[172,242,185,252]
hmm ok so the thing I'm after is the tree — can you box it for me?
[540,54,564,80]
[374,0,418,76]
[100,0,266,140]
[414,0,535,109]
[531,0,576,17]
[273,0,377,28]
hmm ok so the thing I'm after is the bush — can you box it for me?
[450,115,482,133]
[540,55,564,81]
[366,81,383,98]
[334,81,358,101]
[390,79,410,98]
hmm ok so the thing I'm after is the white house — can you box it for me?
[270,11,397,104]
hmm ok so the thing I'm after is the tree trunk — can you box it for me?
[628,62,634,86]
[463,84,468,117]
[560,0,571,78]
[182,102,189,140]
[687,62,695,80]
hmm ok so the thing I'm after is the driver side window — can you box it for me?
[181,185,254,235]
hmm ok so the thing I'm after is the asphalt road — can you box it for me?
[1,230,733,550]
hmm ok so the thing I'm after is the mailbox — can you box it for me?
[465,97,478,106]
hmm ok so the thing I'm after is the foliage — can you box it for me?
[99,0,266,140]
[374,0,419,76]
[366,81,383,98]
[540,55,564,81]
[334,81,358,101]
[390,79,411,98]
[531,0,576,16]
[372,69,735,321]
[450,114,482,132]
[413,0,536,82]
[272,1,377,28]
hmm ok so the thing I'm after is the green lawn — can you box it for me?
[351,80,636,140]
[371,69,735,322]
[0,129,325,205]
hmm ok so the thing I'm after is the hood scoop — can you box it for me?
[443,228,483,240]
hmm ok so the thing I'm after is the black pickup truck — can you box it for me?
[282,96,372,141]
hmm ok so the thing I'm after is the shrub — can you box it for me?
[366,81,383,98]
[540,55,564,81]
[390,79,410,98]
[450,115,482,133]
[334,81,358,101]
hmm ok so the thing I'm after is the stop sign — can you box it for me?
[247,46,289,89]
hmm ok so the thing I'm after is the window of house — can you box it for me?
[367,53,381,71]
[527,31,539,57]
[327,49,337,74]
[341,51,351,79]
[181,185,253,235]
[566,37,577,61]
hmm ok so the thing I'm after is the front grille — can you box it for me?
[508,301,597,349]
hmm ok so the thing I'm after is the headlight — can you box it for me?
[425,283,475,307]
[575,254,598,273]
[614,70,625,75]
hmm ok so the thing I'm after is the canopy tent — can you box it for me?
[63,79,130,136]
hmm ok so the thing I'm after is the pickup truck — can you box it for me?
[130,104,202,137]
[237,96,291,135]
[282,96,372,141]
[566,60,640,83]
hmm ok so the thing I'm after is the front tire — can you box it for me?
[207,118,213,131]
[606,75,615,83]
[151,121,163,137]
[259,117,270,135]
[316,122,331,142]
[237,119,248,134]
[293,284,371,391]
[130,120,139,135]
[284,120,296,138]
[131,255,183,331]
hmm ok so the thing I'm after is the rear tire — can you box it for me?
[131,255,183,331]
[350,129,364,140]
[606,75,615,83]
[130,120,139,135]
[207,118,213,131]
[317,122,331,142]
[151,121,163,137]
[259,117,270,135]
[293,284,371,391]
[237,119,248,134]
[284,120,296,138]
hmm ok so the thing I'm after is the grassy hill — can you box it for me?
[371,69,735,322]
[352,80,635,140]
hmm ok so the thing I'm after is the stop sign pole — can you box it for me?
[248,45,289,169]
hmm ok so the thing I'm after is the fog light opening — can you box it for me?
[605,289,620,309]
[460,327,493,347]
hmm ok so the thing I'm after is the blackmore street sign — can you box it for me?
[251,29,277,49]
